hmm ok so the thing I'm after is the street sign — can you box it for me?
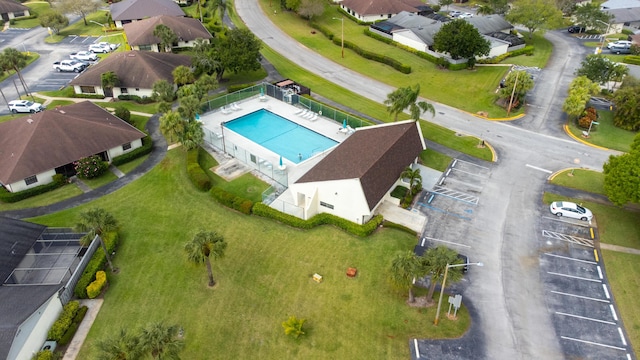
[447,294,463,318]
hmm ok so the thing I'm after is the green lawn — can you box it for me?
[116,155,149,174]
[504,32,553,68]
[601,250,640,357]
[0,184,83,211]
[13,2,54,29]
[566,110,637,152]
[32,149,470,359]
[420,148,452,172]
[549,169,604,194]
[258,3,512,117]
[542,192,640,249]
[80,171,119,190]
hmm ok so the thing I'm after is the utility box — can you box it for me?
[312,273,323,283]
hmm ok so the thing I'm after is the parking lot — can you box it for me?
[537,211,633,359]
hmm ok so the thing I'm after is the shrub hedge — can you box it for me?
[111,136,153,166]
[74,232,119,299]
[117,94,155,104]
[227,83,256,93]
[252,203,383,237]
[477,46,535,64]
[58,306,88,346]
[382,220,418,236]
[72,93,105,100]
[210,188,253,214]
[0,174,67,203]
[47,301,80,342]
[86,270,107,299]
[186,149,212,191]
[623,55,640,65]
[32,350,54,360]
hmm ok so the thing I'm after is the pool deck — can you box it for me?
[201,95,353,183]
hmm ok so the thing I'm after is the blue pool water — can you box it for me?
[224,109,337,164]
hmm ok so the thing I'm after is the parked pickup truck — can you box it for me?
[53,60,88,72]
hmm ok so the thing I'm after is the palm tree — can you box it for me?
[96,328,143,360]
[0,48,31,101]
[184,230,227,287]
[423,246,464,304]
[75,208,119,272]
[400,167,422,196]
[153,24,178,53]
[210,0,227,22]
[389,251,424,303]
[159,111,185,144]
[140,322,184,360]
[384,84,435,122]
[101,71,119,97]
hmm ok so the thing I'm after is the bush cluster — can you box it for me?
[252,203,383,237]
[58,306,88,346]
[31,350,54,360]
[114,106,131,123]
[111,136,153,166]
[227,83,256,93]
[210,188,253,214]
[578,107,597,129]
[382,220,418,236]
[74,232,119,299]
[117,94,155,104]
[0,174,67,203]
[309,22,412,74]
[86,271,107,299]
[47,301,80,342]
[72,93,106,100]
[477,46,535,64]
[74,155,108,179]
[186,149,212,191]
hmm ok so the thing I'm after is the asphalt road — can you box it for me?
[233,2,625,359]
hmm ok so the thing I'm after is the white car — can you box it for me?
[549,201,593,221]
[98,42,119,51]
[449,10,462,17]
[8,100,45,114]
[458,12,473,18]
[88,44,110,53]
[70,51,98,61]
[606,40,631,49]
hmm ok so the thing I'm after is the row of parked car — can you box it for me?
[449,10,473,19]
[52,42,119,73]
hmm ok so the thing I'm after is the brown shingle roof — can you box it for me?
[69,51,192,89]
[0,101,146,184]
[124,15,212,46]
[342,0,425,16]
[110,0,185,21]
[296,121,425,210]
[0,0,28,14]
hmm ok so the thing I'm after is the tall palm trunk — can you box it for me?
[98,235,115,271]
[205,258,215,286]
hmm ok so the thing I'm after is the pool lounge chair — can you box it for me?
[231,102,241,111]
[294,108,304,115]
[309,113,318,121]
[299,109,309,117]
[221,106,232,114]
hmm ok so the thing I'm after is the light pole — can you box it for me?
[596,20,611,53]
[434,261,483,326]
[332,17,344,58]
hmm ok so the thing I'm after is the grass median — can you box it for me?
[32,149,471,359]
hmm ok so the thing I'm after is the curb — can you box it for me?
[465,110,526,122]
[562,124,611,151]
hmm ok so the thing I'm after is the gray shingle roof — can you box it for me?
[607,7,640,23]
[0,101,146,184]
[69,51,192,89]
[110,0,185,21]
[0,0,28,14]
[124,15,212,46]
[296,121,424,211]
[341,0,426,16]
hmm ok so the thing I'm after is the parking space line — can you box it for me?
[603,284,610,299]
[415,203,472,221]
[526,164,553,173]
[597,266,603,279]
[547,272,601,282]
[556,311,616,325]
[544,253,597,264]
[618,328,627,346]
[610,305,618,321]
[550,290,609,303]
[422,236,471,248]
[542,230,594,247]
[541,216,592,228]
[450,167,488,179]
[442,176,484,190]
[561,336,627,351]
[453,159,489,170]
[430,186,479,205]
[413,339,420,358]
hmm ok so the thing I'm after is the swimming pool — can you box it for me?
[224,109,337,164]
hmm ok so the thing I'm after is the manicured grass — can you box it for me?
[32,149,470,359]
[80,171,119,190]
[542,192,640,249]
[420,121,493,162]
[0,184,83,211]
[45,10,115,42]
[97,101,159,116]
[504,32,553,68]
[549,169,605,195]
[566,110,637,152]
[13,2,54,29]
[39,87,76,98]
[420,148,452,172]
[116,155,149,174]
[46,99,76,108]
[258,3,511,117]
[601,250,640,356]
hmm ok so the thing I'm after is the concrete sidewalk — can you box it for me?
[62,299,103,360]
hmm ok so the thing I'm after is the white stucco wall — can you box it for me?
[73,86,153,98]
[341,5,398,22]
[6,9,31,19]
[7,294,62,360]
[393,30,429,52]
[6,168,57,193]
[107,138,143,160]
[290,178,373,224]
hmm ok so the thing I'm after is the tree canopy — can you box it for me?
[433,19,490,66]
[423,246,464,304]
[75,208,119,272]
[612,83,640,131]
[184,230,227,286]
[54,0,101,25]
[603,134,640,206]
[384,84,435,122]
[154,24,178,53]
[506,0,564,38]
[575,55,628,87]
[562,76,600,119]
[498,70,535,107]
[574,2,612,32]
[39,12,68,34]
[212,28,262,81]
[389,251,424,303]
[298,0,324,19]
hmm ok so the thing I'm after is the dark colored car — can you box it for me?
[568,25,586,33]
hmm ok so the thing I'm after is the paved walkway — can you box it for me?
[599,243,640,255]
[62,299,104,360]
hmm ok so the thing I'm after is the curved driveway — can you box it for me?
[235,2,619,359]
